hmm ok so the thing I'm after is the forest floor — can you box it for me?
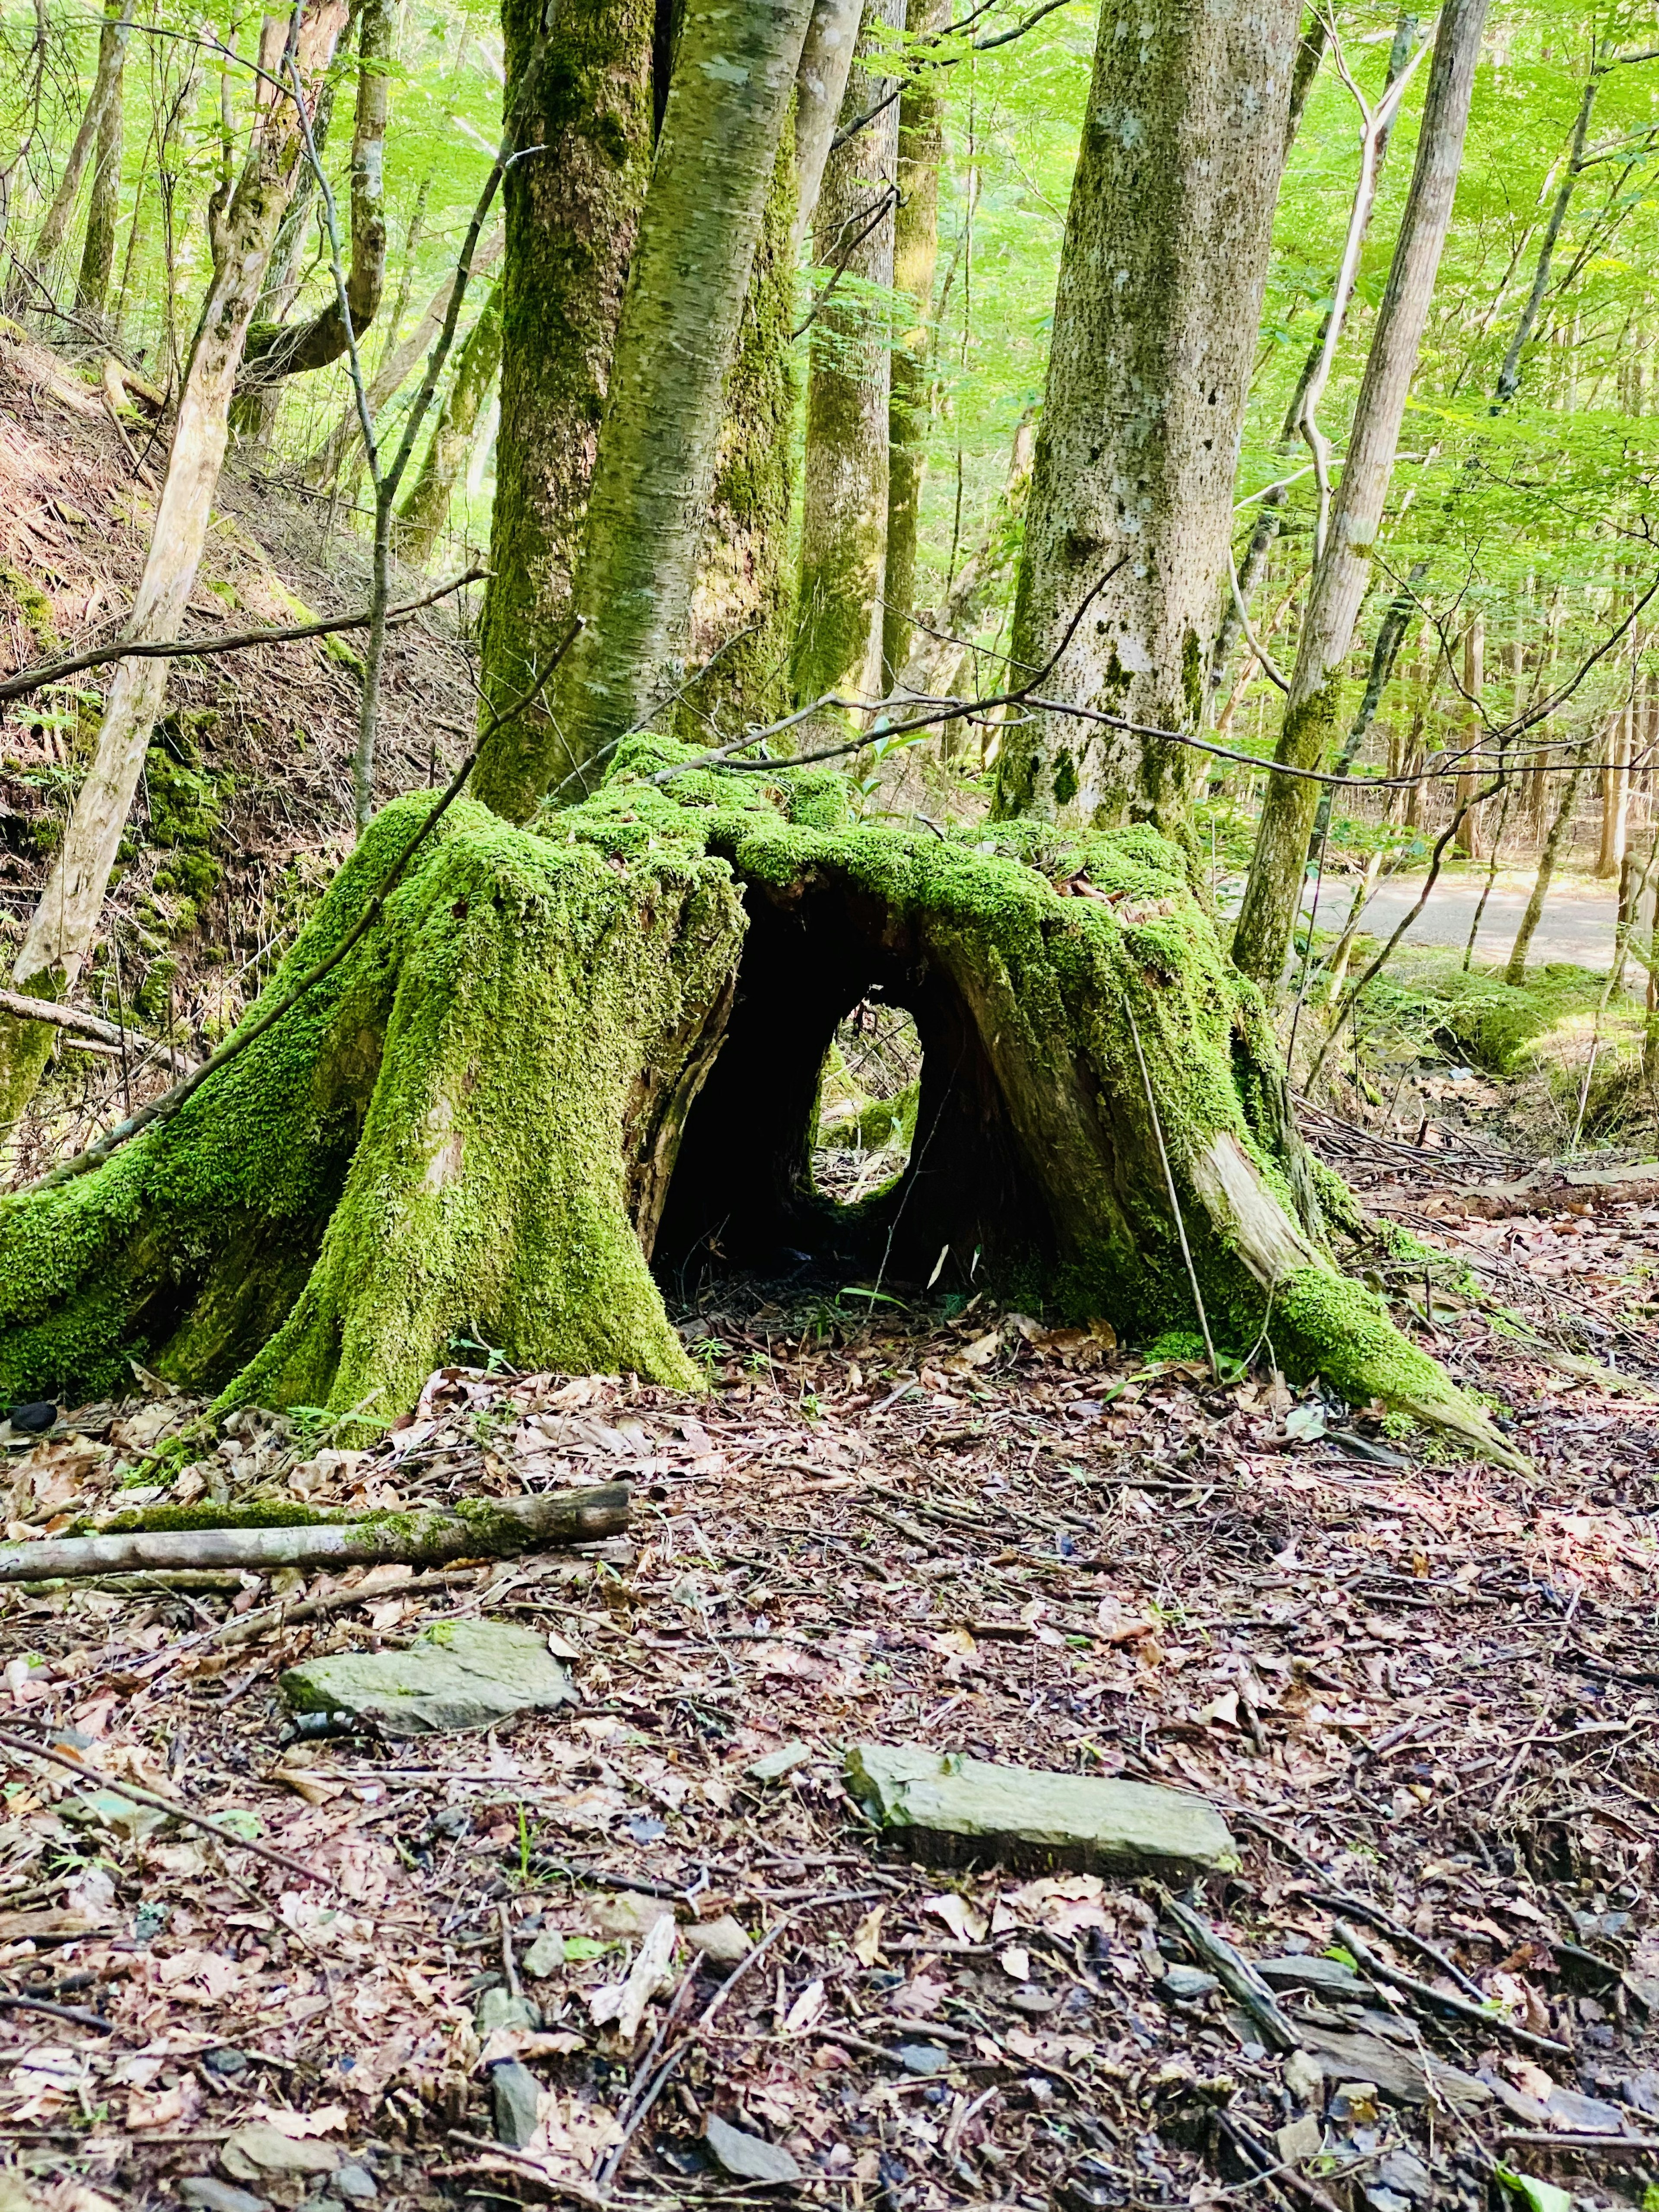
[1,1125,1656,2212]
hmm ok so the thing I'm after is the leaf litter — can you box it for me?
[0,1149,1656,2212]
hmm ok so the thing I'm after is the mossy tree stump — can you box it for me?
[0,744,1515,1465]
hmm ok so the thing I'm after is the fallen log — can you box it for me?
[0,1484,628,1585]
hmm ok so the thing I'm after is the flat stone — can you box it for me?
[334,2167,380,2204]
[280,1618,574,1738]
[179,2182,271,2212]
[1255,1955,1368,1997]
[896,2043,952,2076]
[1275,2116,1322,2166]
[1295,2027,1489,2111]
[705,2113,803,2184]
[747,1742,813,1783]
[1374,2150,1433,2205]
[222,2123,341,2182]
[477,1988,542,2037]
[845,1743,1236,1877]
[521,1930,567,1978]
[1546,2086,1626,2134]
[491,2058,543,2149]
[685,1914,751,1969]
[1158,1966,1220,2003]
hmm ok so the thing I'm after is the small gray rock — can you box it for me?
[1006,1984,1062,2015]
[179,2183,270,2212]
[685,1914,751,1970]
[1158,1966,1220,2003]
[747,1742,813,1783]
[896,2043,951,2076]
[476,1987,542,2037]
[491,2059,543,2150]
[1546,2086,1625,2134]
[333,2167,379,2204]
[1256,1955,1368,1997]
[281,1618,574,1738]
[521,1930,567,1978]
[705,2113,802,2183]
[845,1742,1236,1876]
[1361,2187,1414,2212]
[1374,2149,1433,2205]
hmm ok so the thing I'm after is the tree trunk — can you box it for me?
[26,0,137,284]
[519,0,817,805]
[881,0,945,690]
[0,769,1518,1471]
[301,229,503,489]
[72,0,131,318]
[394,278,505,569]
[238,0,394,383]
[1598,698,1631,878]
[791,0,863,254]
[0,0,352,1135]
[677,128,800,741]
[468,0,659,820]
[992,0,1300,836]
[788,0,906,721]
[1452,612,1485,858]
[1506,742,1588,985]
[1230,0,1487,989]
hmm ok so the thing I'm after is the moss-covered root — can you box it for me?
[1,1484,630,1584]
[224,814,741,1417]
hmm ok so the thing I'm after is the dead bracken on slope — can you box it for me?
[0,1138,1655,2212]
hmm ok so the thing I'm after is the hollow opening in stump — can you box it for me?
[652,874,1056,1300]
[812,1001,922,1205]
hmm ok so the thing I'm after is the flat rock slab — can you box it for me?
[845,1743,1236,1876]
[1294,2025,1489,2110]
[280,1618,574,1738]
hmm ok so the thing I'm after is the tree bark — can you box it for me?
[0,1486,629,1586]
[677,129,801,740]
[791,0,864,254]
[788,0,906,721]
[238,0,394,383]
[394,278,505,569]
[516,0,817,804]
[992,0,1300,836]
[1452,612,1485,859]
[301,229,503,489]
[1230,0,1487,989]
[1599,698,1631,879]
[26,0,136,283]
[72,0,131,318]
[468,0,659,820]
[881,0,945,690]
[1506,742,1587,985]
[0,0,352,1135]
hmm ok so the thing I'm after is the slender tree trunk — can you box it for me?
[1599,696,1632,878]
[1452,612,1486,858]
[0,0,352,1135]
[992,0,1300,836]
[239,0,393,383]
[791,0,863,253]
[880,0,945,689]
[1231,0,1487,988]
[27,0,136,283]
[229,82,343,440]
[393,280,505,569]
[512,0,817,803]
[889,413,1035,706]
[73,0,131,318]
[302,230,503,489]
[1506,741,1588,985]
[678,130,800,740]
[469,0,658,820]
[788,0,906,721]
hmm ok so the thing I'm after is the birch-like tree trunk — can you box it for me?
[73,0,133,317]
[789,0,906,718]
[992,0,1300,835]
[0,0,351,1135]
[519,0,816,798]
[29,0,137,284]
[1452,611,1486,859]
[1507,742,1589,984]
[468,0,658,821]
[791,0,863,254]
[394,280,505,569]
[1231,0,1488,989]
[881,0,945,690]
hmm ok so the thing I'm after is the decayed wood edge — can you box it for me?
[0,1484,629,1584]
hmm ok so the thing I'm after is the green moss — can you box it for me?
[1,567,58,650]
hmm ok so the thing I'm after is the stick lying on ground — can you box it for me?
[0,1484,629,1585]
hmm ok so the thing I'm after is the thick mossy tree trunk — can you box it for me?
[788,0,906,719]
[0,752,1516,1470]
[394,278,505,569]
[469,0,659,821]
[992,0,1300,836]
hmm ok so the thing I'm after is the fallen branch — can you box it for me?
[1161,1898,1298,2052]
[0,1484,629,1585]
[0,1725,327,1887]
[0,989,126,1046]
[1333,1920,1572,2058]
[0,566,484,704]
